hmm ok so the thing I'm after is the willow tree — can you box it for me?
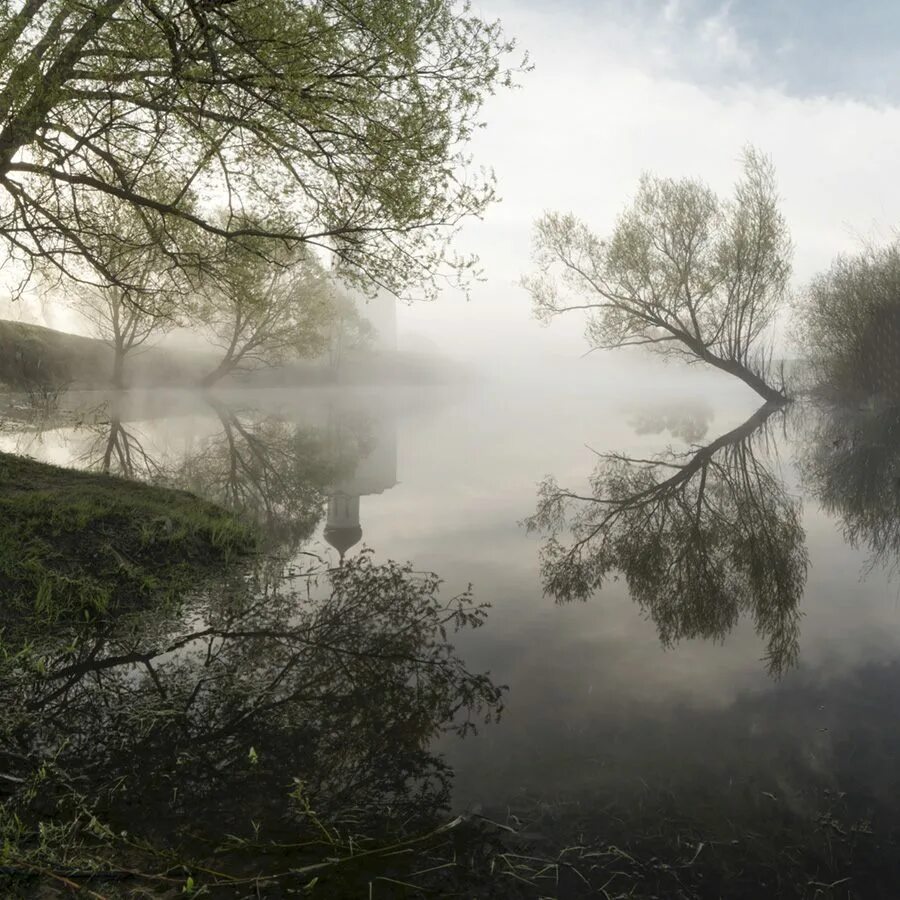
[795,241,900,398]
[523,149,791,403]
[0,1,521,298]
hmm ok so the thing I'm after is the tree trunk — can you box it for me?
[111,347,125,389]
[679,333,787,404]
[703,353,786,404]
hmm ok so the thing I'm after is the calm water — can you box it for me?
[5,359,900,894]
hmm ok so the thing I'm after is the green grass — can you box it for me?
[0,451,257,621]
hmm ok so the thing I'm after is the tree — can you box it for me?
[526,402,808,676]
[0,1,521,300]
[795,240,900,399]
[61,177,200,386]
[523,148,791,403]
[72,275,178,388]
[194,231,343,386]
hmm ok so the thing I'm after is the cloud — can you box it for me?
[697,3,754,70]
[398,0,900,372]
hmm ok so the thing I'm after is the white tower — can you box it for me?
[328,281,398,373]
[323,405,397,562]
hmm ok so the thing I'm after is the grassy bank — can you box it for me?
[0,452,257,621]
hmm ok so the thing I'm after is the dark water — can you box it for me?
[4,363,900,895]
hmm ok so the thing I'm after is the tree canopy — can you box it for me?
[524,148,791,402]
[0,0,520,298]
[193,229,343,385]
[795,240,900,399]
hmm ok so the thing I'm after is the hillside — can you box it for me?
[0,319,467,392]
[0,319,213,390]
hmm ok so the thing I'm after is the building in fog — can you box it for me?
[323,403,397,562]
[328,281,397,371]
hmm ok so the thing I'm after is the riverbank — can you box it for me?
[0,318,469,393]
[0,451,256,621]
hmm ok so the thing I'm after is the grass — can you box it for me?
[0,451,257,621]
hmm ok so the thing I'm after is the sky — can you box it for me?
[6,1,900,378]
[397,0,900,370]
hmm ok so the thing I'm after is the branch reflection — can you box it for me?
[528,403,808,676]
[0,552,502,891]
[801,399,900,577]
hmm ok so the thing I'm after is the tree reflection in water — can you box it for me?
[527,402,808,676]
[76,395,369,556]
[801,399,900,577]
[171,400,357,554]
[0,552,502,894]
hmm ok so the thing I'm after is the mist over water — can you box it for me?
[6,360,900,846]
[5,0,900,894]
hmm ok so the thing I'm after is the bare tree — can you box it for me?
[523,148,791,403]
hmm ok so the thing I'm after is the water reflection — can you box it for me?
[528,401,808,675]
[801,398,900,577]
[0,552,502,893]
[79,396,165,480]
[15,390,401,561]
[628,397,714,443]
[7,373,900,892]
[324,405,397,562]
[170,399,348,554]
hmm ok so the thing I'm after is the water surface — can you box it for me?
[4,361,900,894]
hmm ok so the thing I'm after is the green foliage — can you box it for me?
[194,230,347,384]
[0,451,256,621]
[0,0,524,300]
[795,240,900,399]
[524,148,791,401]
[0,551,504,896]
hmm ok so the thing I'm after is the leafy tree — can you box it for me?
[0,0,521,298]
[523,148,791,402]
[59,177,201,386]
[194,231,343,386]
[76,282,173,387]
[526,403,808,676]
[795,240,900,399]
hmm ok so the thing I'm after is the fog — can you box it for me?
[5,4,900,895]
[3,2,898,387]
[395,0,900,374]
